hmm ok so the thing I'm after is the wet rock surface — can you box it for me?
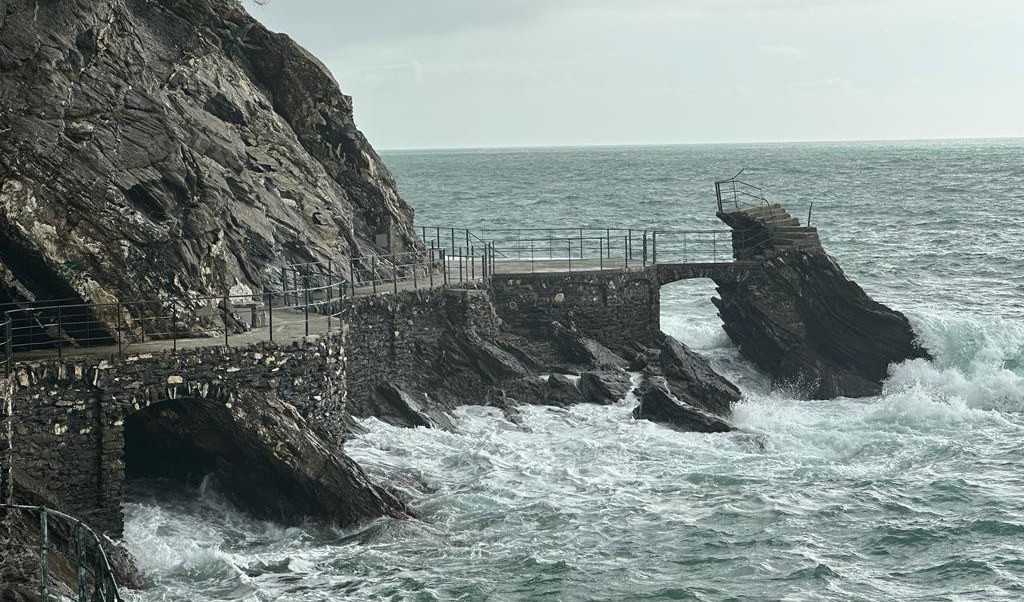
[632,376,736,433]
[0,0,418,328]
[712,249,931,398]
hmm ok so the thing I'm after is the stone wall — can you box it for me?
[3,336,348,536]
[489,268,661,351]
[342,287,500,414]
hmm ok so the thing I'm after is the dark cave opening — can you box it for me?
[123,399,229,487]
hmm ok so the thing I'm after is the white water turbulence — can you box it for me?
[125,141,1024,601]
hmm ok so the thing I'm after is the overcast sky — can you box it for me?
[248,1,1024,150]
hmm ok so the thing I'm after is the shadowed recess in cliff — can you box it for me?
[0,0,421,335]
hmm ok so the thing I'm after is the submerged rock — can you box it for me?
[632,377,736,433]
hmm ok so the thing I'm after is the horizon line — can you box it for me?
[378,134,1024,153]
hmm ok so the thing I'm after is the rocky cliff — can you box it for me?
[0,0,418,317]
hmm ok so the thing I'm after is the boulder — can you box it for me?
[578,370,633,405]
[632,377,735,433]
[371,383,457,431]
[657,335,741,416]
[550,322,628,369]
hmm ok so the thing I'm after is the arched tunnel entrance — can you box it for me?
[122,397,307,524]
[120,391,402,528]
[124,399,234,488]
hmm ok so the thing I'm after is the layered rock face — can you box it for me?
[715,205,930,398]
[0,0,418,319]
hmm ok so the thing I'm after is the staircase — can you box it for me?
[717,203,822,259]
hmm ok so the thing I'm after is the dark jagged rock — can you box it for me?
[0,0,419,332]
[712,249,930,398]
[371,383,457,431]
[578,370,633,405]
[123,390,409,526]
[550,321,628,369]
[544,374,585,407]
[656,335,740,417]
[632,376,736,433]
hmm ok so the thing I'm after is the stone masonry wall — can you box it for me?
[489,268,661,351]
[4,336,347,536]
[342,287,500,415]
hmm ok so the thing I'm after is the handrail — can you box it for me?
[1,504,122,601]
[714,172,778,232]
[0,219,763,371]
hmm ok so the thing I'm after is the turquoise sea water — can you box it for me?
[125,140,1024,601]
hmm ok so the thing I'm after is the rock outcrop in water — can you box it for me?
[0,0,418,329]
[715,204,931,398]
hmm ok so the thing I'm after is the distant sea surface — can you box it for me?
[125,140,1024,601]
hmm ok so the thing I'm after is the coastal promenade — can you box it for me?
[0,221,782,370]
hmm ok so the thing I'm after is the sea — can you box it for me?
[124,140,1024,601]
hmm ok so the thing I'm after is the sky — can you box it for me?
[247,0,1024,150]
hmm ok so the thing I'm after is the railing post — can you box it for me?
[470,245,475,280]
[281,266,288,306]
[327,262,334,332]
[642,231,648,266]
[55,305,62,359]
[628,229,633,261]
[442,249,448,285]
[599,238,604,270]
[39,508,49,602]
[458,247,463,282]
[567,240,572,272]
[624,236,628,268]
[429,243,435,288]
[75,524,86,600]
[653,231,658,264]
[267,292,274,342]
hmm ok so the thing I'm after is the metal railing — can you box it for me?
[1,249,449,373]
[1,505,122,601]
[0,219,766,370]
[714,170,779,231]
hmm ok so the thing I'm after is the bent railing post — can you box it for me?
[39,507,48,602]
